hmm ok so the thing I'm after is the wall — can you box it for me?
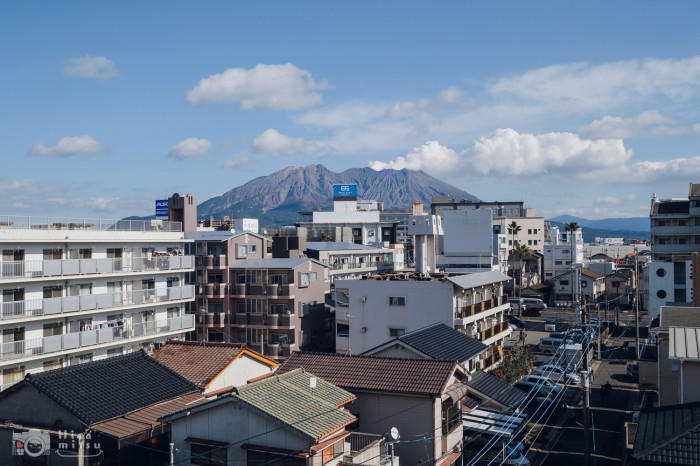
[441,209,493,256]
[205,354,274,393]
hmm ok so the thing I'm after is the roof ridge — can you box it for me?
[289,350,459,364]
[146,352,208,390]
[28,349,146,380]
[160,339,246,348]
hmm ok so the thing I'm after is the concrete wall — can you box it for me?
[205,354,274,393]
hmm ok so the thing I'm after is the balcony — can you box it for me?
[0,314,195,362]
[0,215,182,232]
[0,256,195,280]
[341,433,393,465]
[482,351,503,369]
[232,313,292,328]
[0,285,194,321]
[195,255,227,268]
[200,283,227,297]
[455,295,507,320]
[197,312,226,328]
[230,283,292,297]
[478,322,509,342]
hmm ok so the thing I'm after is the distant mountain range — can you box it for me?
[197,164,479,226]
[548,215,649,232]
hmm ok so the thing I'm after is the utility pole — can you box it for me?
[582,302,592,466]
[635,254,640,360]
[597,303,601,360]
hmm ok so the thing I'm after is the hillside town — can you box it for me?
[0,180,696,466]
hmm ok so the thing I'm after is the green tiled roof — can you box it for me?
[234,368,356,441]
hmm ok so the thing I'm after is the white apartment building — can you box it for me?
[437,209,508,274]
[335,271,511,371]
[0,216,195,389]
[648,259,695,322]
[304,241,402,282]
[543,224,584,280]
[234,218,259,234]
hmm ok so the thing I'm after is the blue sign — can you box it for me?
[333,184,357,198]
[155,200,169,218]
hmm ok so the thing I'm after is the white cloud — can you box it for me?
[29,135,106,157]
[489,56,700,111]
[369,141,459,174]
[168,137,213,159]
[62,56,119,79]
[223,155,249,168]
[295,102,385,128]
[629,156,700,180]
[436,86,464,104]
[86,197,119,213]
[579,111,672,139]
[187,63,329,110]
[252,129,333,155]
[595,193,636,205]
[463,128,632,176]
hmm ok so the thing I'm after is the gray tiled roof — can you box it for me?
[633,401,700,464]
[466,371,527,409]
[234,369,356,441]
[19,350,199,425]
[446,271,511,290]
[661,307,700,330]
[229,258,326,269]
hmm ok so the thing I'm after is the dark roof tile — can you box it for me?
[466,371,527,408]
[633,401,700,464]
[398,323,488,362]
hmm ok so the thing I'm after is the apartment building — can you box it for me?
[189,230,269,342]
[305,241,401,282]
[0,215,195,390]
[335,271,511,371]
[229,258,331,360]
[543,223,584,280]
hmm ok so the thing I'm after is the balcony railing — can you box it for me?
[230,283,292,296]
[200,283,227,296]
[0,285,195,321]
[0,215,182,232]
[195,255,227,268]
[0,256,194,280]
[0,314,195,362]
[456,295,507,319]
[478,322,508,342]
[232,313,292,327]
[482,351,503,368]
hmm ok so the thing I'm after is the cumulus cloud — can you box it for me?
[463,128,632,176]
[579,111,672,139]
[252,129,333,155]
[436,86,464,104]
[29,135,106,157]
[630,156,700,180]
[489,56,700,111]
[62,56,120,79]
[168,137,213,159]
[223,155,249,168]
[369,141,459,174]
[187,63,329,110]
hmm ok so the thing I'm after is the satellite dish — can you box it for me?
[389,427,400,441]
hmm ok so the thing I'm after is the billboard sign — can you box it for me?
[155,200,169,218]
[333,184,357,198]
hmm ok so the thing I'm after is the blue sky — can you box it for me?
[2,1,700,220]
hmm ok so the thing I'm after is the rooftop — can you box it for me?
[277,352,458,396]
[0,215,182,233]
[305,241,388,251]
[669,327,700,361]
[13,350,199,426]
[185,230,268,241]
[363,323,488,363]
[660,307,700,330]
[632,401,700,464]
[230,258,326,270]
[446,271,512,289]
[466,371,527,409]
[152,340,277,388]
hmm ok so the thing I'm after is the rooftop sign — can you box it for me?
[333,184,357,199]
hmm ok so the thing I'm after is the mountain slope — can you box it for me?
[197,164,479,225]
[548,215,649,232]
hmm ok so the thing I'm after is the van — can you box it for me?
[523,298,547,311]
[538,337,563,354]
[509,298,525,312]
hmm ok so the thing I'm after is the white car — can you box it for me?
[521,375,564,395]
[532,365,581,384]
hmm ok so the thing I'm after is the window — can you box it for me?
[299,273,310,288]
[270,273,288,285]
[337,323,350,337]
[43,322,62,337]
[533,240,538,245]
[389,328,406,337]
[106,248,122,259]
[43,360,61,371]
[560,280,569,286]
[656,268,666,277]
[301,302,315,316]
[249,245,257,253]
[528,229,532,234]
[581,281,588,288]
[237,245,247,258]
[68,284,92,296]
[107,347,123,357]
[528,240,532,245]
[656,289,667,299]
[190,443,227,466]
[43,249,62,260]
[43,285,62,299]
[2,366,24,386]
[389,296,406,306]
[270,304,288,314]
[167,276,180,287]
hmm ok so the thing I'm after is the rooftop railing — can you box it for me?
[0,215,182,233]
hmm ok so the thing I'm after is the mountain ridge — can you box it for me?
[548,214,649,232]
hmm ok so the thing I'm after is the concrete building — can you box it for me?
[380,208,413,263]
[234,218,259,234]
[407,207,443,274]
[189,230,269,343]
[0,215,195,390]
[647,254,700,322]
[335,271,511,370]
[229,258,331,360]
[304,241,401,282]
[595,237,625,246]
[543,223,584,280]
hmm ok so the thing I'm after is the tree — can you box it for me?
[565,222,580,309]
[513,242,532,297]
[507,221,521,257]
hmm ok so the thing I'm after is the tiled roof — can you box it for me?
[399,323,488,362]
[234,369,355,441]
[633,401,700,464]
[152,341,276,388]
[23,350,199,425]
[466,371,527,409]
[581,268,603,279]
[230,258,327,269]
[277,352,458,396]
[446,271,511,290]
[661,307,700,330]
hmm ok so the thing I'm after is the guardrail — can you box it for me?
[0,314,195,361]
[0,256,194,279]
[0,215,182,232]
[0,285,194,321]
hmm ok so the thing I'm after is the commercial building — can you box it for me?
[0,215,195,389]
[543,223,584,280]
[229,258,332,360]
[335,271,511,370]
[304,241,401,282]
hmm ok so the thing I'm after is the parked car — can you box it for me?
[537,337,563,354]
[514,381,557,411]
[627,362,639,382]
[544,318,557,332]
[523,298,547,311]
[521,306,541,317]
[521,375,564,395]
[509,298,525,313]
[508,315,526,329]
[531,364,581,385]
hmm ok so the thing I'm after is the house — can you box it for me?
[151,340,278,393]
[162,368,364,466]
[0,350,204,465]
[277,351,467,466]
[629,401,700,465]
[604,269,636,304]
[362,322,488,373]
[464,371,527,412]
[335,271,511,370]
[550,268,606,305]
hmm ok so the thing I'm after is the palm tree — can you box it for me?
[507,221,521,257]
[565,222,580,309]
[513,243,532,298]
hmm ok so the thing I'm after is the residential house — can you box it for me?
[550,268,605,306]
[604,269,636,305]
[152,340,278,394]
[0,350,205,465]
[277,351,467,466]
[335,271,511,370]
[229,258,332,360]
[163,368,363,466]
[362,322,488,373]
